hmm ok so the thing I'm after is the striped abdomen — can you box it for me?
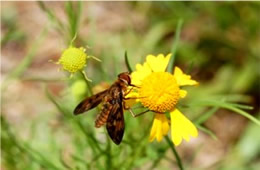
[95,103,112,128]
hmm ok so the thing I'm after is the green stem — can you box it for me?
[86,80,93,96]
[124,51,133,73]
[80,71,93,96]
[165,136,184,170]
[105,135,112,170]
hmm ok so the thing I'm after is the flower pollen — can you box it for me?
[139,72,180,113]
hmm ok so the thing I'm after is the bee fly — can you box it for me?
[74,72,134,145]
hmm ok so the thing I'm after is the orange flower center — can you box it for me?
[139,72,180,113]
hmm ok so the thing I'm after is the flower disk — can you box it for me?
[58,47,87,73]
[139,72,180,113]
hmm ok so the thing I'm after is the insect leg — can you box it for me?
[123,100,150,117]
[124,87,134,96]
[128,108,150,117]
[123,96,147,100]
[129,84,140,88]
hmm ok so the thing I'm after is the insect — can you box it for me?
[74,72,133,145]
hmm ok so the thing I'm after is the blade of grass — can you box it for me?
[1,26,25,46]
[123,132,150,169]
[167,19,183,73]
[124,51,133,72]
[189,100,260,126]
[195,124,218,140]
[59,150,73,170]
[149,146,169,169]
[194,107,219,125]
[229,103,254,110]
[105,134,112,170]
[45,87,72,118]
[38,2,65,33]
[213,94,252,103]
[1,116,62,169]
[4,27,48,79]
[141,22,172,58]
[186,59,195,74]
[2,27,48,92]
[23,143,62,170]
[46,86,104,157]
[76,120,103,153]
[45,87,103,153]
[65,1,82,42]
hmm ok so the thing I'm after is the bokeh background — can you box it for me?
[1,1,260,170]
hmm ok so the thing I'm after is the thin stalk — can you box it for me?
[167,19,183,73]
[105,135,112,170]
[80,71,93,96]
[124,51,133,73]
[165,136,184,170]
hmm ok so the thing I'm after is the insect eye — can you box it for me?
[123,76,131,85]
[118,72,131,84]
[127,76,131,85]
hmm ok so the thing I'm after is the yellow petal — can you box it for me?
[149,115,158,142]
[149,114,170,142]
[131,63,152,86]
[162,117,170,136]
[146,53,171,72]
[173,67,198,86]
[124,91,139,108]
[179,90,187,98]
[156,119,163,142]
[170,109,198,146]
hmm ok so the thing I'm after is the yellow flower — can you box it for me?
[129,53,198,146]
[58,46,87,73]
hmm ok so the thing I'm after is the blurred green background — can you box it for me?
[1,1,260,170]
